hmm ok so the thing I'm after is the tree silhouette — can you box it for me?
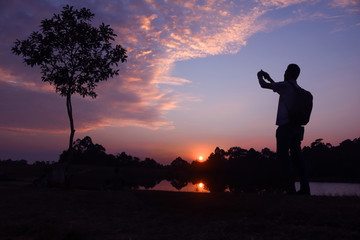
[140,158,162,169]
[170,157,190,169]
[208,147,227,163]
[12,5,127,156]
[170,178,188,190]
[116,152,139,167]
[59,136,109,164]
[227,147,248,161]
[73,136,106,154]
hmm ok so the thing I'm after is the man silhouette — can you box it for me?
[257,64,310,195]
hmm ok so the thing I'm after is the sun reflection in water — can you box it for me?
[195,182,209,192]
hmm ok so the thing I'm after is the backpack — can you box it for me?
[286,82,313,126]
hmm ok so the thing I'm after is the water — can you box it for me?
[140,180,360,196]
[295,182,360,196]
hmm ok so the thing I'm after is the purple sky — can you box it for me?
[1,0,359,164]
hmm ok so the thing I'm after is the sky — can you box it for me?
[0,0,359,164]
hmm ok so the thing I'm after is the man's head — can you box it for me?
[284,64,300,81]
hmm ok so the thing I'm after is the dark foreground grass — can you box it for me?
[0,186,359,240]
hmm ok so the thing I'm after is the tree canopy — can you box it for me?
[12,5,127,153]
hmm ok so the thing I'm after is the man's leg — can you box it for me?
[276,126,296,194]
[290,127,310,194]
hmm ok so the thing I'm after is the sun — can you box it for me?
[198,156,204,161]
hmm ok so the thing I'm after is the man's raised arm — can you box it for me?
[257,70,274,89]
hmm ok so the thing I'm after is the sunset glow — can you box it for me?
[0,0,359,164]
[195,182,208,193]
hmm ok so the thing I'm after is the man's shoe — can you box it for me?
[296,189,311,196]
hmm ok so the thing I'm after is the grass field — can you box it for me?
[0,185,359,240]
[1,164,360,239]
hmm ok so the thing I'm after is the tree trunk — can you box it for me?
[66,93,75,153]
[62,92,75,187]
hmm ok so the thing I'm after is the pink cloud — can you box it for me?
[330,0,360,8]
[256,0,309,8]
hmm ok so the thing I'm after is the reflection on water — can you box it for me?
[140,180,360,196]
[195,182,208,192]
[295,182,360,196]
[142,180,210,193]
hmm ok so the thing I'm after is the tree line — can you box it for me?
[2,136,359,184]
[1,136,359,192]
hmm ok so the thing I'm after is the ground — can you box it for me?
[0,184,359,240]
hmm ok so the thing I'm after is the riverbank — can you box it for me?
[0,186,359,240]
